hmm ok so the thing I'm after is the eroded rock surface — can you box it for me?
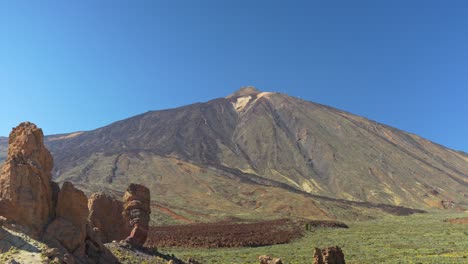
[0,122,54,238]
[88,191,129,243]
[123,183,151,246]
[44,181,88,255]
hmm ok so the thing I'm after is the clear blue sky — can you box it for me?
[1,1,467,152]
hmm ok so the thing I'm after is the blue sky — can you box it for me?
[0,1,467,152]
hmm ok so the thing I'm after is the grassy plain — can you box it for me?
[158,212,468,264]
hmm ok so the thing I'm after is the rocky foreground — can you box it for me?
[0,122,181,263]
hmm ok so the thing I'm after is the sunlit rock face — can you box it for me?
[123,183,151,247]
[88,191,129,243]
[0,122,54,237]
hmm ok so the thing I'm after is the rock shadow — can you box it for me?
[0,227,41,253]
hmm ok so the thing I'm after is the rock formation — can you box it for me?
[0,122,54,238]
[0,122,119,263]
[88,191,129,243]
[87,184,153,248]
[123,183,151,246]
[313,246,345,264]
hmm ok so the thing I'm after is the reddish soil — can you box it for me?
[153,204,194,224]
[444,217,468,224]
[146,219,304,248]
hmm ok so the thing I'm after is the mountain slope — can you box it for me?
[1,87,466,222]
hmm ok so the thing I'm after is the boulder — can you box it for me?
[441,200,455,209]
[44,217,85,253]
[123,183,151,246]
[313,246,345,264]
[258,255,283,264]
[56,181,88,228]
[83,223,120,264]
[88,191,129,243]
[0,122,54,237]
[44,181,88,255]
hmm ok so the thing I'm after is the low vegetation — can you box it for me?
[444,217,468,225]
[154,212,467,264]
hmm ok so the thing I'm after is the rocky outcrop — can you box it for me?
[88,191,129,243]
[87,184,153,248]
[0,122,120,263]
[43,159,118,263]
[0,122,54,238]
[441,200,455,209]
[313,246,345,264]
[123,183,151,246]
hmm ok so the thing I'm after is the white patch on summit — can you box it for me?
[232,96,252,112]
[257,92,273,99]
[231,92,275,113]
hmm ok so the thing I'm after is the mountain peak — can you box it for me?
[226,86,261,99]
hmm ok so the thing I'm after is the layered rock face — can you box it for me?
[123,183,151,246]
[0,122,54,237]
[88,192,129,243]
[87,184,152,247]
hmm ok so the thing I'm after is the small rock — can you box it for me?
[63,253,76,264]
[44,247,60,257]
[271,258,283,264]
[0,216,6,226]
[259,255,272,264]
[441,200,455,209]
[259,255,282,264]
[313,246,345,264]
[186,257,201,264]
